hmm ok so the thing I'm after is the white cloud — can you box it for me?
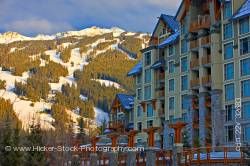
[4,18,73,35]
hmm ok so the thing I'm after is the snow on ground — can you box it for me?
[57,42,73,49]
[0,89,54,130]
[79,94,88,101]
[94,107,109,126]
[0,70,29,91]
[91,79,122,89]
[10,47,16,53]
[125,32,136,36]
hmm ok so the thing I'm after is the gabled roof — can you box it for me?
[116,94,134,110]
[127,61,142,76]
[232,0,250,20]
[158,31,180,49]
[152,14,180,37]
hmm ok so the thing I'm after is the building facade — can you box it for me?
[128,0,250,148]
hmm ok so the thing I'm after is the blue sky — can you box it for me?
[0,0,181,36]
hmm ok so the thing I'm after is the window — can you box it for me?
[169,61,174,73]
[225,125,234,142]
[169,97,175,110]
[136,74,142,84]
[137,88,142,100]
[224,42,233,60]
[223,1,232,19]
[242,102,250,120]
[239,17,249,35]
[225,83,235,101]
[144,69,151,83]
[169,45,174,56]
[224,63,234,80]
[181,57,188,72]
[181,39,188,54]
[147,103,153,117]
[225,104,234,122]
[137,122,142,131]
[144,52,151,66]
[137,106,142,117]
[181,75,188,91]
[241,58,250,76]
[182,113,188,122]
[169,79,175,92]
[241,79,250,97]
[223,23,233,40]
[181,95,189,110]
[144,85,151,100]
[240,37,250,55]
[244,126,250,141]
[147,120,153,128]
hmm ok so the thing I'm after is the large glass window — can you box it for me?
[137,122,142,131]
[223,23,233,40]
[136,74,142,84]
[225,125,234,142]
[181,57,188,72]
[169,79,175,92]
[147,120,153,128]
[181,95,189,110]
[241,58,250,76]
[245,126,250,141]
[169,97,175,110]
[144,85,151,100]
[223,1,232,19]
[147,103,153,117]
[225,104,234,122]
[224,42,233,60]
[240,37,250,55]
[241,79,250,97]
[169,61,174,73]
[144,69,151,83]
[224,63,234,80]
[137,88,142,100]
[181,39,188,54]
[239,17,249,35]
[137,106,142,117]
[242,101,250,120]
[225,83,235,101]
[144,51,151,66]
[181,75,188,91]
[169,45,174,56]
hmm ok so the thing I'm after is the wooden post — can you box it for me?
[169,122,187,143]
[90,136,100,153]
[143,127,160,147]
[107,133,119,148]
[127,130,139,147]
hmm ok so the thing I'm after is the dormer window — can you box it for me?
[162,28,166,35]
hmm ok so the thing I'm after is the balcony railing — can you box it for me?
[156,89,165,98]
[201,36,211,46]
[190,58,199,70]
[158,72,165,81]
[190,40,199,50]
[190,78,200,88]
[109,121,124,129]
[190,15,211,32]
[201,75,211,86]
[201,54,211,65]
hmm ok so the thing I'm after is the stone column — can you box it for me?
[199,92,207,147]
[146,148,156,166]
[172,143,183,166]
[187,95,194,147]
[126,151,136,166]
[211,89,224,147]
[90,153,98,166]
[108,151,118,166]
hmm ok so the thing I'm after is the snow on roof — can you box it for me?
[151,59,165,70]
[127,61,142,76]
[232,0,250,20]
[158,31,180,49]
[116,93,134,110]
[160,14,180,33]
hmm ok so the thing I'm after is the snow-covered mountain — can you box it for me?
[0,26,126,44]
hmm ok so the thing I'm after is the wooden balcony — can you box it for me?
[109,121,124,130]
[190,78,200,88]
[201,54,211,66]
[158,72,165,81]
[205,95,211,108]
[201,75,211,86]
[190,40,198,50]
[156,89,165,98]
[190,15,211,33]
[201,36,211,46]
[158,109,165,117]
[190,58,199,70]
[202,2,210,13]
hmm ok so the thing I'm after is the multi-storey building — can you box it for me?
[128,0,250,148]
